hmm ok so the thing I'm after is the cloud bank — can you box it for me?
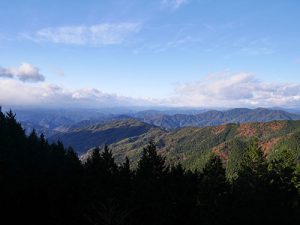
[0,80,151,108]
[0,63,45,82]
[1,63,300,108]
[30,23,141,46]
[172,73,300,108]
[0,62,151,108]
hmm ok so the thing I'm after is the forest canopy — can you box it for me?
[0,109,300,225]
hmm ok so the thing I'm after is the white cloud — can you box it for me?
[2,67,300,108]
[31,23,140,46]
[0,63,45,82]
[170,72,300,108]
[162,0,189,9]
[0,79,151,108]
[0,67,14,78]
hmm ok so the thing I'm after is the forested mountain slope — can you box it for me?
[79,120,300,173]
[48,119,164,154]
[1,109,300,225]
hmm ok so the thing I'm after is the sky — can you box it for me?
[1,0,300,108]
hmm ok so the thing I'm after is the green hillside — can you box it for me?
[80,120,300,173]
[49,119,163,154]
[49,117,300,175]
[2,109,300,225]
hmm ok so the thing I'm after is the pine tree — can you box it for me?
[133,141,169,225]
[85,148,101,171]
[100,145,117,175]
[66,147,82,172]
[136,140,167,179]
[198,154,230,225]
[237,138,268,185]
[232,139,269,225]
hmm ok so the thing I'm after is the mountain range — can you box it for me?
[13,107,300,171]
[136,108,300,129]
[77,119,300,173]
[16,107,300,136]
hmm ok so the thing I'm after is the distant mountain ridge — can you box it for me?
[138,108,300,129]
[17,107,300,141]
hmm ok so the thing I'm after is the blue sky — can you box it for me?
[1,0,300,108]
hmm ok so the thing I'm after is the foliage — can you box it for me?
[1,109,300,225]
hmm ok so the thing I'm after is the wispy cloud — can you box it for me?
[133,35,201,54]
[235,38,274,56]
[49,66,65,77]
[170,72,300,108]
[25,23,141,46]
[239,47,273,56]
[161,0,189,9]
[0,63,45,82]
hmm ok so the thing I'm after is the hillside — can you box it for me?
[79,120,300,173]
[2,110,300,225]
[48,119,163,154]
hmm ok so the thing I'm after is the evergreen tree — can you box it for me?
[1,109,300,225]
[198,155,230,225]
[84,147,102,173]
[100,145,118,175]
[133,140,168,225]
[237,138,268,186]
[66,147,82,173]
[118,157,132,199]
[136,140,167,179]
[165,164,198,225]
[232,139,270,224]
